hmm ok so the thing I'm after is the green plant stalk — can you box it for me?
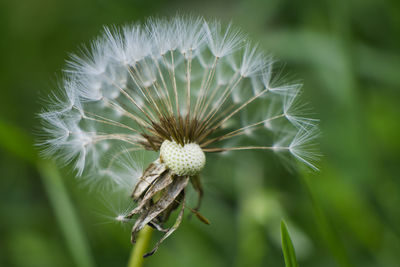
[127,226,154,267]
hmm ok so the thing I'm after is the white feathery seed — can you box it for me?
[203,21,244,57]
[289,127,320,170]
[239,43,266,77]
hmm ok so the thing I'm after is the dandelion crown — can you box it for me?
[39,15,319,256]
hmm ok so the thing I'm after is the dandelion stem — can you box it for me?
[127,226,154,267]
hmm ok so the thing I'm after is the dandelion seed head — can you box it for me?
[39,15,320,255]
[40,15,319,182]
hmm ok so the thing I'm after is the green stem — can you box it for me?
[127,226,154,267]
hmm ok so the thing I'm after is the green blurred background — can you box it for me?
[1,0,400,266]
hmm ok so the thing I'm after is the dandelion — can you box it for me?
[39,15,319,257]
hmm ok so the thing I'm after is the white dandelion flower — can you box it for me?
[39,15,319,256]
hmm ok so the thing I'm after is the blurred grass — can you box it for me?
[0,119,94,267]
[1,0,400,266]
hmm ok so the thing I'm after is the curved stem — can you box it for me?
[127,226,154,267]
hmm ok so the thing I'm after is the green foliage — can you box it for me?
[1,0,400,266]
[0,120,94,267]
[280,221,299,267]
